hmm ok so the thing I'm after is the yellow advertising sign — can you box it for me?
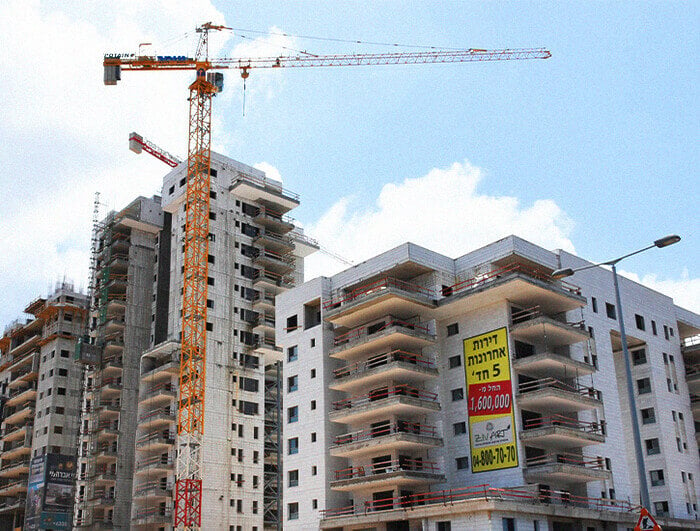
[464,327,518,472]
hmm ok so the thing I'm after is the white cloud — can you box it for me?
[619,269,700,314]
[253,162,283,183]
[303,160,576,280]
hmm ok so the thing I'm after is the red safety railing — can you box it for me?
[334,350,435,379]
[140,381,175,399]
[333,319,433,347]
[134,480,170,497]
[525,452,606,469]
[137,454,173,468]
[324,277,435,310]
[523,415,604,435]
[333,422,438,446]
[320,483,638,519]
[332,384,438,410]
[518,377,599,399]
[334,458,440,480]
[138,407,175,423]
[256,247,295,265]
[101,377,122,388]
[135,507,172,520]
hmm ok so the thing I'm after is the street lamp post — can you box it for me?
[551,235,680,511]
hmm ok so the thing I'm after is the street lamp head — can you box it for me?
[654,234,681,248]
[551,267,574,279]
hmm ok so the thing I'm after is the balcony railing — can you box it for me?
[332,384,438,410]
[138,407,176,424]
[253,269,294,288]
[518,378,600,400]
[334,350,435,379]
[512,305,584,329]
[525,452,605,470]
[523,415,604,435]
[140,382,175,400]
[333,319,433,348]
[136,454,173,469]
[324,277,435,311]
[334,422,438,446]
[254,205,296,225]
[0,459,29,471]
[443,262,582,297]
[334,458,440,481]
[232,172,300,202]
[320,484,638,519]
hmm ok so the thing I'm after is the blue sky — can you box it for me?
[0,1,697,325]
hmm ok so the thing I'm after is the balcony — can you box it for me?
[135,431,175,452]
[134,454,173,475]
[253,229,294,253]
[141,345,180,384]
[95,422,119,442]
[102,355,123,376]
[139,382,176,407]
[511,307,590,347]
[1,436,32,462]
[331,422,442,458]
[253,312,276,335]
[253,269,294,294]
[686,365,700,395]
[4,385,37,408]
[93,468,117,485]
[523,452,611,484]
[133,480,171,500]
[254,205,296,232]
[434,262,586,320]
[0,480,27,497]
[331,458,444,492]
[1,424,31,444]
[230,172,300,213]
[330,319,435,361]
[331,350,438,393]
[253,247,295,274]
[252,290,276,313]
[137,407,176,430]
[250,335,282,361]
[132,507,173,526]
[517,378,602,413]
[96,401,121,419]
[330,385,440,424]
[520,415,605,449]
[0,459,30,478]
[99,377,122,399]
[103,332,124,356]
[324,278,437,329]
[94,445,118,464]
[692,396,700,419]
[3,405,34,426]
[513,351,596,380]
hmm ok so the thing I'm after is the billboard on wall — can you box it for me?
[24,454,75,531]
[464,326,518,473]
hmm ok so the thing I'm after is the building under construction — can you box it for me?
[0,282,88,530]
[72,152,317,530]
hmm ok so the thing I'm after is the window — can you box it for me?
[286,315,298,332]
[205,322,213,331]
[451,388,464,401]
[636,378,651,395]
[437,523,452,531]
[236,499,243,513]
[456,456,469,470]
[209,211,216,220]
[645,438,660,455]
[677,437,683,452]
[207,277,215,286]
[502,518,515,531]
[252,501,258,514]
[654,501,669,516]
[311,465,317,476]
[288,470,299,487]
[453,421,467,435]
[288,406,298,423]
[310,368,316,378]
[641,407,656,424]
[310,400,316,410]
[287,345,298,362]
[650,469,665,487]
[605,302,616,319]
[446,323,459,337]
[635,314,646,331]
[448,355,462,368]
[60,349,69,358]
[632,349,647,365]
[53,426,63,434]
[312,499,318,510]
[240,377,259,393]
[288,502,299,520]
[310,338,316,348]
[239,401,259,416]
[288,438,299,455]
[652,320,657,335]
[252,475,259,488]
[311,432,317,442]
[664,325,669,340]
[287,375,298,392]
[591,297,598,313]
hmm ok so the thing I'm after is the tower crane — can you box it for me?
[103,22,550,530]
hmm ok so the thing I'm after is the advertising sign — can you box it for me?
[24,454,75,531]
[464,327,518,472]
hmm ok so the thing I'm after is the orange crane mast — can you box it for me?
[103,22,550,530]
